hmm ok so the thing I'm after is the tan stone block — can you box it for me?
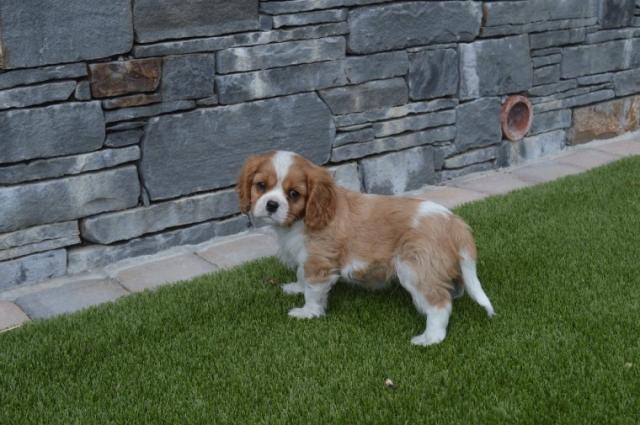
[568,96,640,145]
[89,58,161,98]
[102,93,161,110]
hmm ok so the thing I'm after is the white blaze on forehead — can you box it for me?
[252,151,295,224]
[272,151,295,187]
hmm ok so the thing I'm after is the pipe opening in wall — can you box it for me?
[501,95,533,141]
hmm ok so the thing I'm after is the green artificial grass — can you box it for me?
[2,157,640,424]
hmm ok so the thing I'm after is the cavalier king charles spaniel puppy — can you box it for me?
[237,150,494,346]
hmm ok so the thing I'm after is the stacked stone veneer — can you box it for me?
[2,0,640,289]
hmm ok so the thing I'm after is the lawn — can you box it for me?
[1,157,639,424]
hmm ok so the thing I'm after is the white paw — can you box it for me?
[288,306,324,319]
[411,331,446,346]
[281,282,304,295]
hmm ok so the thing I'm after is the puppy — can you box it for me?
[236,150,495,346]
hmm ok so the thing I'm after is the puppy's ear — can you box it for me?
[305,166,337,232]
[236,155,264,214]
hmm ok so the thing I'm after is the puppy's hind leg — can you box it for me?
[395,258,452,346]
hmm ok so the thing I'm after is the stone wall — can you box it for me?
[2,0,640,289]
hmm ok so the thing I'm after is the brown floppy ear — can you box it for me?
[236,155,264,214]
[304,166,337,232]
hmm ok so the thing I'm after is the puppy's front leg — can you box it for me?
[281,266,305,295]
[288,279,337,319]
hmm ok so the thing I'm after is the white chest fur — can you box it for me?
[274,221,307,270]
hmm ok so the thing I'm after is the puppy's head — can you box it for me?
[236,151,337,231]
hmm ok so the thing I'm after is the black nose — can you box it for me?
[266,200,279,213]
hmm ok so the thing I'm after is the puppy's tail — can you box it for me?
[453,219,495,317]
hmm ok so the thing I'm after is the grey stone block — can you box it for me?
[216,51,407,104]
[67,221,220,274]
[107,121,146,131]
[532,54,562,68]
[217,37,345,74]
[459,35,532,99]
[104,130,144,148]
[0,102,104,164]
[372,110,455,138]
[360,146,437,195]
[0,0,132,69]
[561,39,640,78]
[0,166,140,233]
[0,222,79,262]
[141,93,333,200]
[577,73,613,86]
[0,63,86,90]
[444,146,498,169]
[518,130,566,161]
[531,48,562,58]
[133,0,259,43]
[483,0,597,27]
[439,161,496,181]
[533,84,612,105]
[529,28,587,50]
[0,147,140,185]
[259,15,273,31]
[328,163,362,192]
[74,81,92,101]
[104,100,195,123]
[133,22,349,58]
[530,110,573,135]
[533,65,561,86]
[215,216,251,237]
[533,90,616,113]
[613,68,640,96]
[261,0,388,14]
[273,9,347,28]
[599,0,635,28]
[334,127,375,147]
[319,78,408,115]
[334,98,457,128]
[196,95,219,107]
[0,81,75,110]
[161,54,216,101]
[348,2,481,54]
[586,28,640,43]
[408,49,458,100]
[217,60,346,104]
[481,17,598,38]
[342,51,409,84]
[529,80,578,97]
[455,98,502,151]
[14,279,128,319]
[332,126,455,162]
[81,189,238,244]
[0,250,66,290]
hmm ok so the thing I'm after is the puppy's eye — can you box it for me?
[288,189,300,200]
[255,182,266,192]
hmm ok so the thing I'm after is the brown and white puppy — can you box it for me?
[236,150,495,346]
